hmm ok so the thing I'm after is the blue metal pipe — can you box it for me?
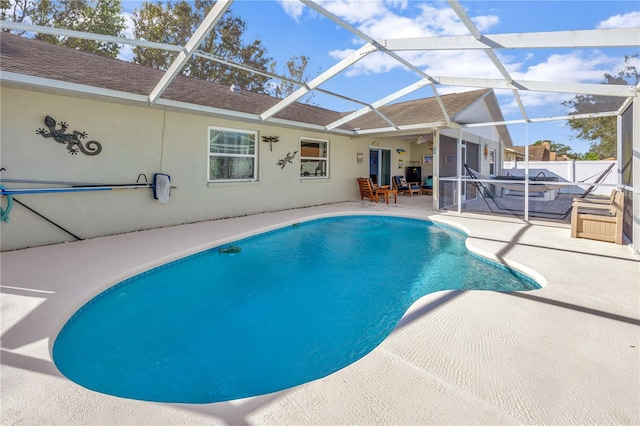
[0,185,151,196]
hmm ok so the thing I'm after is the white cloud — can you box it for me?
[414,4,475,36]
[277,0,305,22]
[500,90,571,117]
[384,0,409,10]
[471,14,499,32]
[317,0,390,23]
[320,1,503,78]
[422,50,503,78]
[284,0,632,126]
[117,11,135,62]
[329,48,355,61]
[514,51,616,84]
[359,13,434,39]
[278,0,486,37]
[597,11,640,29]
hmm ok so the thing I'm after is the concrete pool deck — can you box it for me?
[1,199,639,425]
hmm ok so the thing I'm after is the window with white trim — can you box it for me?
[488,149,496,176]
[208,126,257,181]
[300,138,329,178]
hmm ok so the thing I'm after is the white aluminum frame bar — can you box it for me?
[448,0,530,121]
[431,76,636,97]
[463,111,619,128]
[299,0,451,124]
[326,78,431,131]
[382,28,640,51]
[259,43,377,121]
[0,20,183,52]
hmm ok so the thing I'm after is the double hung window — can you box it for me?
[488,149,496,176]
[300,139,329,178]
[208,127,257,181]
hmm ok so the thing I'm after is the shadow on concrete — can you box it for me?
[172,391,290,426]
[505,292,640,326]
[394,290,465,332]
[0,350,61,377]
[0,348,290,426]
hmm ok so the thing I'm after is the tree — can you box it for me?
[1,0,35,26]
[563,54,638,159]
[576,151,601,161]
[131,1,273,93]
[1,0,125,58]
[268,54,317,104]
[4,0,314,98]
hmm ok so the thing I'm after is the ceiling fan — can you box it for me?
[407,134,434,148]
[412,135,428,144]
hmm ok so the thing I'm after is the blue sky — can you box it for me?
[121,1,640,153]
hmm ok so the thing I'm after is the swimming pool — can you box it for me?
[52,216,540,403]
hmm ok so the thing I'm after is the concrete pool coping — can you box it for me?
[1,200,639,425]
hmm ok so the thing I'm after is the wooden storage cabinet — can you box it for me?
[406,166,421,183]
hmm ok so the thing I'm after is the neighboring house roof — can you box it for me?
[504,147,526,160]
[0,33,510,141]
[513,146,549,161]
[512,143,553,161]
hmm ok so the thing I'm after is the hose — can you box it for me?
[0,185,14,222]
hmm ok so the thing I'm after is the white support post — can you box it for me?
[569,160,576,195]
[457,130,463,214]
[631,97,640,255]
[524,124,529,221]
[433,130,440,210]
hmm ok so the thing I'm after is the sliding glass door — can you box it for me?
[369,147,391,186]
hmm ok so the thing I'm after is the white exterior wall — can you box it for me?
[0,87,381,250]
[440,128,503,177]
[408,143,434,180]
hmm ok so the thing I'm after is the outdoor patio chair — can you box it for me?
[571,189,624,244]
[357,177,387,203]
[421,176,433,195]
[393,175,420,196]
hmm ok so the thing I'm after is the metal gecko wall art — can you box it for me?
[36,115,103,156]
[278,151,298,169]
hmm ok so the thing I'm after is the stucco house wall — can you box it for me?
[0,87,385,250]
[0,35,510,251]
[439,129,502,177]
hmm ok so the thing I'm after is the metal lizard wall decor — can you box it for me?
[36,115,103,156]
[278,151,298,169]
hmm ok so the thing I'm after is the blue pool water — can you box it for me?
[53,216,540,403]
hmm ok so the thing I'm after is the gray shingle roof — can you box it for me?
[347,89,491,131]
[0,33,493,133]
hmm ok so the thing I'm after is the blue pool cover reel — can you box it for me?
[153,174,171,204]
